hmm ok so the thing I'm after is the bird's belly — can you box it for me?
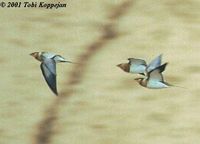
[130,65,146,73]
[147,81,168,89]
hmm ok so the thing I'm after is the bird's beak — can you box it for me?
[116,64,121,67]
[30,53,34,56]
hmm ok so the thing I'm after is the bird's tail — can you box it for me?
[63,60,80,64]
[172,85,187,89]
[165,82,187,89]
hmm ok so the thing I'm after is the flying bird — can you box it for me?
[30,52,75,95]
[117,54,162,75]
[134,63,171,89]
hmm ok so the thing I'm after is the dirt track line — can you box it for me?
[33,1,133,144]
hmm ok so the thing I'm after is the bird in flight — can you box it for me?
[134,63,171,89]
[117,54,182,89]
[117,54,162,75]
[30,52,75,95]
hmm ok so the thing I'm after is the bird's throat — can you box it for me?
[140,79,147,87]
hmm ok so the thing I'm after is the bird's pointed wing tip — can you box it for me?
[52,89,58,96]
[50,85,58,96]
[164,62,169,66]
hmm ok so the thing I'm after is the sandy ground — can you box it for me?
[0,0,200,144]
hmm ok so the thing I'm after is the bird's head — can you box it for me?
[30,52,41,61]
[30,52,38,57]
[116,63,129,72]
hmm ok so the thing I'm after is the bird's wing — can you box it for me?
[128,58,147,66]
[146,54,162,72]
[147,63,168,82]
[40,58,57,95]
[148,68,164,82]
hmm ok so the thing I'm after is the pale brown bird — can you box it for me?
[117,54,162,75]
[30,52,75,95]
[134,63,171,89]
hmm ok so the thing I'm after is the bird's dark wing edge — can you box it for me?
[40,62,58,96]
[147,62,168,81]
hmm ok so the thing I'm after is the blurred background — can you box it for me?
[0,0,200,144]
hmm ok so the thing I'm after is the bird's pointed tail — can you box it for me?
[63,60,80,64]
[165,82,187,89]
